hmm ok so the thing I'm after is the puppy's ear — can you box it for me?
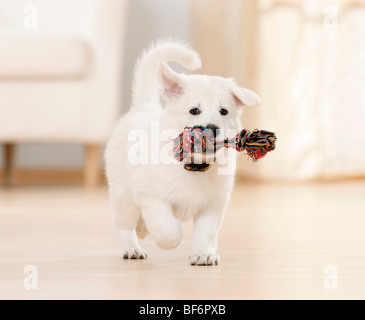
[158,62,184,101]
[231,87,261,106]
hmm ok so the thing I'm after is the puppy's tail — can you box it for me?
[131,39,201,111]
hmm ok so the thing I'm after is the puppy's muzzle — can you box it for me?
[205,124,219,138]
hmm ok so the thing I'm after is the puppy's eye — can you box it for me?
[189,107,200,115]
[220,108,228,116]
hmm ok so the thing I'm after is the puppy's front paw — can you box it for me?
[122,248,147,259]
[189,253,220,266]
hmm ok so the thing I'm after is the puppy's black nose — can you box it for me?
[206,124,219,138]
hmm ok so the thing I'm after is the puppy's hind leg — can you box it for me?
[111,195,147,259]
[136,216,149,239]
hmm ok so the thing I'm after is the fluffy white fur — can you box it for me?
[104,40,261,265]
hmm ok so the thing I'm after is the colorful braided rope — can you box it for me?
[172,126,276,162]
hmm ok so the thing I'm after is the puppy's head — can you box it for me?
[159,63,261,161]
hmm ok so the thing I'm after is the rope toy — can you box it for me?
[172,126,276,171]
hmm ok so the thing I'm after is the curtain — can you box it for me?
[191,0,365,181]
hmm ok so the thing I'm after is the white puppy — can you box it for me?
[105,40,260,265]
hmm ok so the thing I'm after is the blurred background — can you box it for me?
[0,0,365,186]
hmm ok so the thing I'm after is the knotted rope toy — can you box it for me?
[172,126,277,172]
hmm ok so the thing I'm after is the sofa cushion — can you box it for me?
[0,35,90,78]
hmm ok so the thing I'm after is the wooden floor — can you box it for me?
[0,181,365,300]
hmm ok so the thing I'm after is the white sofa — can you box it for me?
[0,0,128,187]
